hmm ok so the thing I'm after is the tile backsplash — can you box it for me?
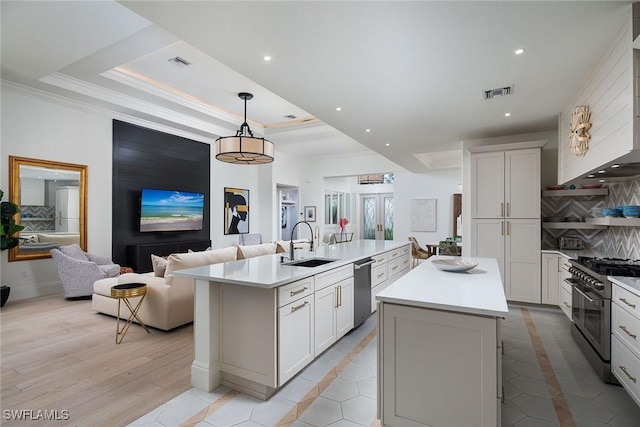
[542,177,639,259]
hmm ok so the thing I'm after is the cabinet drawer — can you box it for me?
[613,302,640,357]
[315,263,353,291]
[388,245,410,261]
[558,256,572,274]
[373,252,389,265]
[613,285,640,318]
[612,335,640,406]
[371,263,387,287]
[388,254,410,278]
[278,276,314,307]
[559,287,572,320]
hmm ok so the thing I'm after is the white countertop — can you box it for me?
[610,276,640,297]
[376,256,508,318]
[172,239,410,288]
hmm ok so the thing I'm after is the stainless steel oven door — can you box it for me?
[571,282,611,360]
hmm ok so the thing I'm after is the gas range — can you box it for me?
[573,256,640,277]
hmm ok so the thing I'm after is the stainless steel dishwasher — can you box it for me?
[353,257,375,328]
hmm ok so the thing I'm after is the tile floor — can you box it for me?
[129,305,640,427]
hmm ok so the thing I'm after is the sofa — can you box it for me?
[92,241,293,331]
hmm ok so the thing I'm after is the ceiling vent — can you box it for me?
[168,56,191,68]
[483,85,514,100]
[284,114,297,120]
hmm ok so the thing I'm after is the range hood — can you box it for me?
[575,150,640,183]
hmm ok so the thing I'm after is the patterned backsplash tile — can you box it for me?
[542,178,639,259]
[19,205,55,232]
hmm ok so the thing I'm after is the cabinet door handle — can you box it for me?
[338,285,342,307]
[506,221,510,236]
[290,287,308,297]
[619,365,637,383]
[501,203,504,217]
[507,202,511,217]
[377,272,385,279]
[291,301,308,313]
[619,298,637,309]
[501,221,504,236]
[391,265,398,271]
[619,325,637,339]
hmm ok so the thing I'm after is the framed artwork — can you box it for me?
[410,198,437,232]
[224,187,249,235]
[304,206,316,222]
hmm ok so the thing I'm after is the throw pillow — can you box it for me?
[151,254,168,277]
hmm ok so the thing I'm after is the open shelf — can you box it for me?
[542,188,609,197]
[542,222,607,230]
[584,217,640,227]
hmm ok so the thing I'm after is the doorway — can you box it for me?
[360,193,393,240]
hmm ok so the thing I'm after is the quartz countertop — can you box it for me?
[172,239,410,288]
[610,276,640,297]
[376,256,508,318]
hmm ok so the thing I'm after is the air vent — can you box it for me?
[483,85,514,100]
[284,114,297,120]
[168,56,191,68]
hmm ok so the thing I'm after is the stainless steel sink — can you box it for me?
[284,258,339,268]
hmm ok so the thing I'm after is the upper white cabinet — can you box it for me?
[471,149,540,219]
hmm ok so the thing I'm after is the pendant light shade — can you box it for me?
[215,92,274,164]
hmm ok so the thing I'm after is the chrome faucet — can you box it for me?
[290,221,315,261]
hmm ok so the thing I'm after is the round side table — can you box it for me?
[110,283,150,344]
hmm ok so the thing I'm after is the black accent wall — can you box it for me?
[112,120,210,269]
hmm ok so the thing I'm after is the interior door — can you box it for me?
[361,193,394,241]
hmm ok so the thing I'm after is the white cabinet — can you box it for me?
[378,302,501,426]
[470,148,541,303]
[370,245,411,313]
[612,283,640,406]
[278,295,315,384]
[314,264,354,356]
[541,252,573,317]
[55,186,79,232]
[471,149,540,219]
[471,219,541,303]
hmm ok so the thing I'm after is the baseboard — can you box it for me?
[7,281,63,301]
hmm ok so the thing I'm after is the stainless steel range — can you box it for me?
[568,256,640,384]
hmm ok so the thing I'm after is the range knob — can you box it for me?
[593,281,605,291]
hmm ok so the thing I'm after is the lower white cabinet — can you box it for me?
[370,247,411,313]
[612,283,640,406]
[558,256,572,319]
[315,277,354,355]
[278,295,315,384]
[378,302,501,426]
[541,253,560,305]
[471,219,540,303]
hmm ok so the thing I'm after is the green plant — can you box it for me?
[1,190,24,250]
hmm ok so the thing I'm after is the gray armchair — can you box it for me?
[51,244,120,298]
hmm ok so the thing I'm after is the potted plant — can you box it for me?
[1,189,24,307]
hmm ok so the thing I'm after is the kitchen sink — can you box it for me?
[284,258,339,268]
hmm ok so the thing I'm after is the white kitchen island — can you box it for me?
[376,256,508,427]
[173,240,411,399]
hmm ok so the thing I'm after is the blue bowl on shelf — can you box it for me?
[620,206,640,218]
[602,208,623,217]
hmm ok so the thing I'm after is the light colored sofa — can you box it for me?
[92,242,292,330]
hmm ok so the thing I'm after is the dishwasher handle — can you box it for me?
[354,259,375,270]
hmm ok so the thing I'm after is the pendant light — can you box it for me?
[215,93,274,164]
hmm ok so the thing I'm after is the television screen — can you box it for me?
[140,188,205,232]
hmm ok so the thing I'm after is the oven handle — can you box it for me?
[564,278,578,286]
[573,285,599,304]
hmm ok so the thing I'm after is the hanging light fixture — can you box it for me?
[215,92,274,164]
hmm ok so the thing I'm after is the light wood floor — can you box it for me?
[0,293,193,426]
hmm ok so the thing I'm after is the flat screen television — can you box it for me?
[140,188,205,232]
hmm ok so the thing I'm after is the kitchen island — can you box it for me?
[173,239,411,399]
[376,256,508,427]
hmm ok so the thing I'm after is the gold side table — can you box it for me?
[111,283,150,344]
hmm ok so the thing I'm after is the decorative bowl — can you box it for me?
[620,206,640,218]
[581,184,603,189]
[546,185,565,190]
[431,259,479,273]
[602,208,623,217]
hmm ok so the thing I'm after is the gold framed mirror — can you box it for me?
[8,156,87,262]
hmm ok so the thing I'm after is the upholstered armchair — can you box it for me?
[51,244,120,298]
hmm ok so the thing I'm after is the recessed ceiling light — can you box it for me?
[263,56,272,61]
[385,143,390,147]
[514,48,525,55]
[611,164,620,168]
[336,107,342,111]
[599,179,606,183]
[598,170,606,174]
[587,174,595,178]
[365,129,371,133]
[504,112,511,117]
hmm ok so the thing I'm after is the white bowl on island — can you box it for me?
[431,258,479,272]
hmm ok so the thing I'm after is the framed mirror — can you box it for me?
[8,156,87,261]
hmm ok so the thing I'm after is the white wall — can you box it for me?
[1,87,113,300]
